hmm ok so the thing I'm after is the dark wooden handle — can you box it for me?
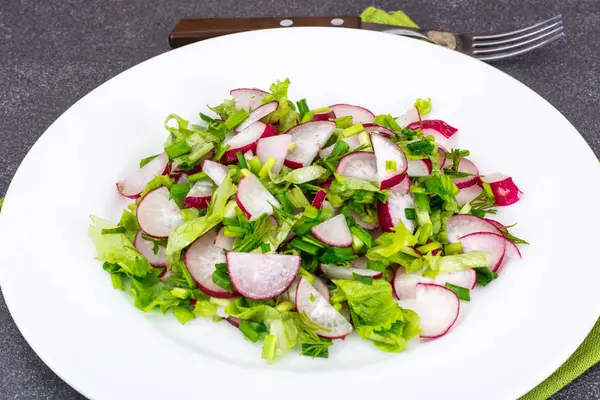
[169,16,362,48]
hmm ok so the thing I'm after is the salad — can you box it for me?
[89,78,526,362]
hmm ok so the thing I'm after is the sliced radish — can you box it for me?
[484,218,504,230]
[244,150,254,160]
[312,110,336,121]
[202,159,229,185]
[336,152,378,181]
[321,200,335,213]
[347,210,377,230]
[455,184,483,206]
[284,121,336,168]
[226,316,241,328]
[133,230,166,267]
[390,175,411,195]
[311,190,327,209]
[377,192,415,232]
[311,214,352,247]
[395,107,421,128]
[236,175,281,221]
[256,134,292,174]
[406,120,458,139]
[407,159,431,177]
[214,227,235,251]
[296,277,353,339]
[434,270,477,290]
[458,232,506,272]
[234,101,278,133]
[371,133,408,189]
[185,230,235,298]
[222,122,277,164]
[329,104,375,124]
[137,187,183,238]
[443,157,479,189]
[170,154,210,178]
[117,152,169,199]
[176,174,189,184]
[392,268,431,299]
[363,123,395,137]
[320,263,382,280]
[230,88,268,111]
[481,173,522,206]
[319,135,360,158]
[227,252,300,300]
[446,214,503,243]
[498,240,522,272]
[184,179,213,209]
[286,276,330,303]
[398,283,460,339]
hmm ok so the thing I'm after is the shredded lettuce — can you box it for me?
[117,208,140,242]
[208,98,237,120]
[360,6,419,28]
[262,78,300,132]
[423,250,491,278]
[139,175,173,198]
[333,279,420,352]
[166,171,237,266]
[414,98,432,116]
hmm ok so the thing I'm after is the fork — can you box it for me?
[169,15,565,61]
[373,15,565,61]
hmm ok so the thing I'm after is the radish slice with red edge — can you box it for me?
[371,133,408,189]
[222,122,277,164]
[406,120,458,138]
[363,123,394,137]
[117,152,168,199]
[256,134,292,174]
[185,230,235,298]
[329,104,375,124]
[481,173,522,206]
[170,153,210,177]
[214,227,234,251]
[458,232,506,272]
[393,268,431,299]
[226,316,241,328]
[377,192,416,232]
[455,184,483,206]
[446,214,503,243]
[407,159,431,177]
[133,230,166,267]
[176,174,188,184]
[390,175,410,195]
[230,88,268,111]
[398,283,460,339]
[234,101,278,133]
[312,110,336,121]
[319,135,360,158]
[284,121,336,168]
[295,277,353,339]
[137,187,183,239]
[236,175,281,221]
[336,151,378,181]
[286,276,330,303]
[202,160,229,185]
[311,214,352,247]
[311,190,327,209]
[227,252,300,300]
[347,210,377,230]
[443,157,479,189]
[320,263,382,280]
[395,107,421,128]
[434,270,477,290]
[184,179,213,210]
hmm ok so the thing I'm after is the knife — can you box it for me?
[168,16,429,49]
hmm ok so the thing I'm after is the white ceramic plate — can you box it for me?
[1,27,599,400]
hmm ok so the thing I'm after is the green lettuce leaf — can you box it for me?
[414,98,432,116]
[166,171,237,266]
[366,221,418,261]
[117,208,140,243]
[423,250,491,278]
[208,99,237,120]
[360,6,419,28]
[139,175,173,198]
[262,78,300,132]
[88,215,152,278]
[333,279,420,352]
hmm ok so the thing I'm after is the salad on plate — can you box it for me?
[89,78,526,362]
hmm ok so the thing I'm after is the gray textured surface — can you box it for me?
[1,0,599,398]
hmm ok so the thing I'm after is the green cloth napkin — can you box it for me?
[360,7,600,398]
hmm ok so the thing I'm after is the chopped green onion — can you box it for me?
[276,192,294,213]
[482,182,494,199]
[415,222,433,245]
[329,140,350,158]
[212,262,234,291]
[350,225,372,248]
[171,287,190,299]
[352,234,364,253]
[474,267,498,286]
[300,339,333,359]
[275,301,295,312]
[297,99,310,118]
[406,139,435,155]
[248,156,262,175]
[188,171,209,183]
[319,247,358,263]
[240,321,267,342]
[311,107,331,114]
[287,186,310,208]
[309,293,316,302]
[209,297,231,307]
[260,242,271,253]
[199,112,215,123]
[301,234,327,248]
[444,242,463,255]
[110,273,125,290]
[357,131,372,150]
[404,208,416,220]
[332,302,342,311]
[236,152,249,169]
[139,154,159,168]
[352,273,374,285]
[224,226,247,237]
[459,202,472,214]
[342,123,365,138]
[385,160,397,172]
[300,112,314,123]
[224,109,249,130]
[367,261,386,273]
[170,183,191,208]
[165,140,192,159]
[334,116,353,129]
[445,283,470,301]
[173,306,196,325]
[213,144,230,162]
[288,142,298,151]
[298,267,316,283]
[101,227,126,235]
[259,156,277,180]
[417,241,442,254]
[290,237,321,255]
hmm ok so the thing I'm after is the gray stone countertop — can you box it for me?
[1,0,599,398]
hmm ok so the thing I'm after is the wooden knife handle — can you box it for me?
[169,16,362,48]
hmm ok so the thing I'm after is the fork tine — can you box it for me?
[473,15,562,40]
[473,20,562,47]
[474,32,565,61]
[473,26,563,55]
